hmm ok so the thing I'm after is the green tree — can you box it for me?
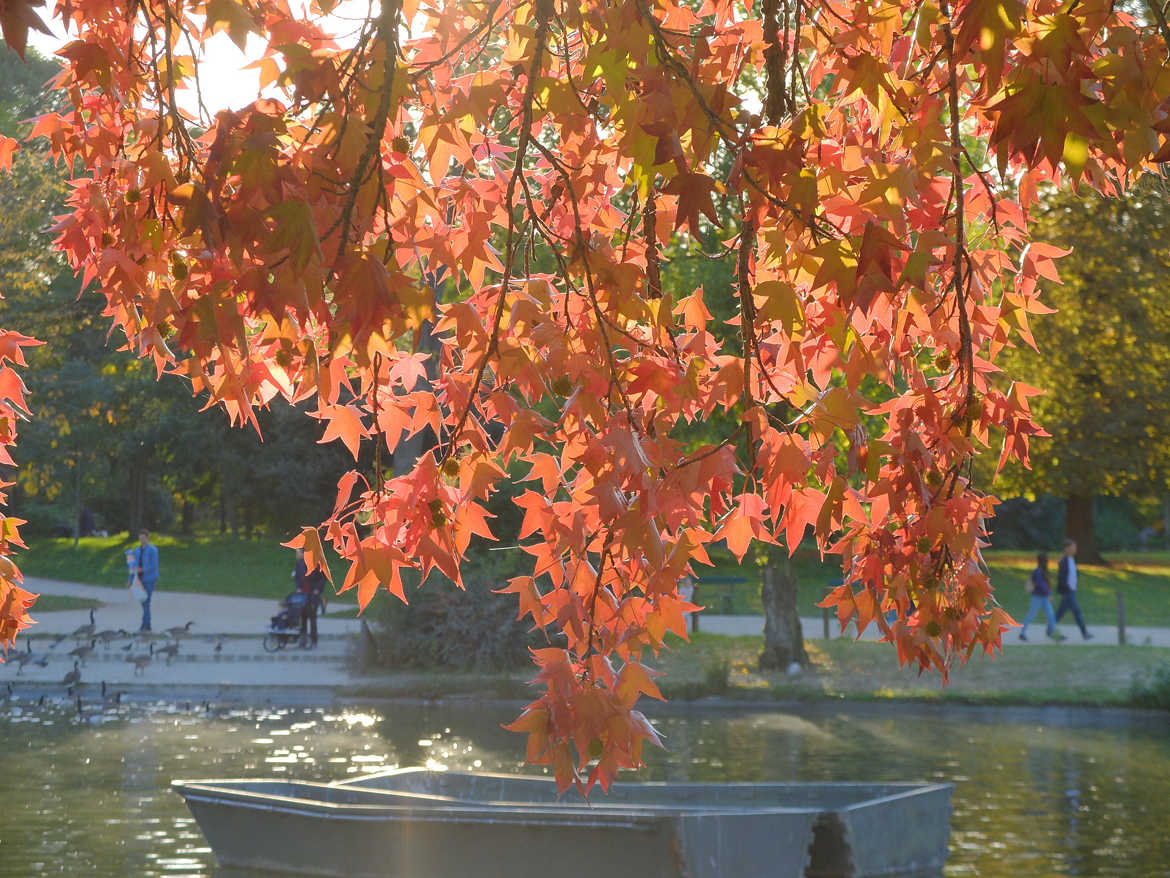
[997,180,1170,561]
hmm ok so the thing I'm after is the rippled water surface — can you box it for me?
[0,696,1167,876]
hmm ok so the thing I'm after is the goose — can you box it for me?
[62,661,81,688]
[165,621,194,638]
[157,641,180,664]
[100,681,123,707]
[68,640,97,664]
[10,640,34,674]
[128,643,154,676]
[70,609,97,640]
[95,629,126,646]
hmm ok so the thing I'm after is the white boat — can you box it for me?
[172,766,952,877]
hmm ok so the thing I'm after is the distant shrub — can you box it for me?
[1130,665,1170,711]
[369,551,543,670]
[988,495,1065,550]
[703,656,731,695]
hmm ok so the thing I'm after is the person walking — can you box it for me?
[1019,552,1063,641]
[1055,538,1093,640]
[293,547,318,649]
[134,529,160,632]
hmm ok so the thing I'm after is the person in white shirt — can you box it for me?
[1055,539,1092,640]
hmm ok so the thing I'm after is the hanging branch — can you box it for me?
[643,187,662,299]
[437,0,554,466]
[330,0,403,270]
[939,0,975,421]
[762,0,788,122]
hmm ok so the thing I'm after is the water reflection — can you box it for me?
[0,697,1166,876]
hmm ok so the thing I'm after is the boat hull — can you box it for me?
[173,769,952,878]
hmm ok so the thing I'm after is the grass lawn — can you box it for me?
[654,632,1170,706]
[19,535,1170,629]
[26,594,101,613]
[343,634,1170,708]
[20,534,355,605]
[694,548,1170,627]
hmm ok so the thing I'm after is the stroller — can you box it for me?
[263,591,309,652]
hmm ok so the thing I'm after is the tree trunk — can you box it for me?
[180,498,194,535]
[759,560,808,670]
[128,465,146,537]
[1065,493,1107,564]
[71,455,82,549]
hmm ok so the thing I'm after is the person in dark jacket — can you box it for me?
[1019,552,1063,641]
[1055,539,1093,640]
[292,547,322,648]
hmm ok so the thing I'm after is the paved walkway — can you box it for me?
[695,614,1170,647]
[5,577,1168,690]
[6,577,362,688]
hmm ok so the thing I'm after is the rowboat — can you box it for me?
[172,767,952,877]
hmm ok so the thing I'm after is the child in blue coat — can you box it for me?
[1019,552,1064,641]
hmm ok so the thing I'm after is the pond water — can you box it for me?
[0,695,1166,876]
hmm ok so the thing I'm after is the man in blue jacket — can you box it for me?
[1055,539,1092,640]
[135,529,160,632]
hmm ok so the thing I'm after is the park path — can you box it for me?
[695,613,1170,647]
[7,576,362,689]
[5,576,1168,690]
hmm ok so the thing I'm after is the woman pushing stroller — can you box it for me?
[292,547,328,648]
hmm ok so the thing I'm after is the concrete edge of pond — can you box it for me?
[5,682,1168,723]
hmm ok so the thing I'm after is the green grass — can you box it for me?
[19,535,1170,629]
[26,594,101,613]
[341,635,1170,708]
[693,548,1170,627]
[654,632,1170,706]
[20,534,351,603]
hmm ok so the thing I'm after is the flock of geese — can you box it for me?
[2,678,235,723]
[4,609,221,689]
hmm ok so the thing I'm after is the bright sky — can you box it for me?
[26,2,376,117]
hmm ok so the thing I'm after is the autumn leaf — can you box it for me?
[316,404,368,458]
